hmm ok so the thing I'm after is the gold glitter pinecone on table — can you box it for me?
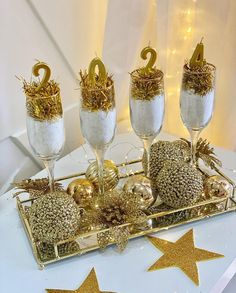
[142,140,190,180]
[88,190,147,250]
[29,191,81,244]
[154,161,203,208]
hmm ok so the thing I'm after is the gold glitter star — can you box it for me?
[46,268,116,293]
[147,229,224,285]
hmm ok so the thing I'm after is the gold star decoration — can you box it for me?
[46,268,116,293]
[147,229,224,286]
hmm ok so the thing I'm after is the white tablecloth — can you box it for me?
[1,132,236,293]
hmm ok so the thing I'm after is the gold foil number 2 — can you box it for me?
[141,46,157,73]
[88,57,106,86]
[32,62,51,92]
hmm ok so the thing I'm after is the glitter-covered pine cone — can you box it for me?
[93,190,146,228]
[29,191,81,243]
[89,190,147,251]
[154,161,203,208]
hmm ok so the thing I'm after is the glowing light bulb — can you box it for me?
[187,27,192,33]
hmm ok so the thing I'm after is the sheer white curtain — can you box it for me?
[1,0,236,153]
[102,0,236,150]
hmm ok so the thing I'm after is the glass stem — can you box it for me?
[94,148,105,195]
[189,129,201,166]
[43,159,55,192]
[142,137,153,177]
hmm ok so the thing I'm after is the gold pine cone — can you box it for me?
[155,161,203,208]
[85,160,119,191]
[29,191,81,244]
[67,178,95,207]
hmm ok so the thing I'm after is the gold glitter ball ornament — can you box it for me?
[123,175,155,209]
[155,161,203,208]
[29,191,81,243]
[204,175,232,199]
[67,178,95,207]
[143,140,190,180]
[85,160,119,191]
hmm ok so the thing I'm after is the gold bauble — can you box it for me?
[67,178,95,207]
[85,160,119,191]
[155,161,203,208]
[29,191,81,244]
[123,175,155,209]
[204,175,232,198]
[142,140,190,179]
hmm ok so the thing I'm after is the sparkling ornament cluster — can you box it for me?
[29,192,81,243]
[155,161,203,208]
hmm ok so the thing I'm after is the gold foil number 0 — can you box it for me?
[141,46,157,73]
[88,57,106,86]
[32,62,51,92]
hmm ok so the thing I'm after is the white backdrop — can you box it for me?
[0,0,236,190]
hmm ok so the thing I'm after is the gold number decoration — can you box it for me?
[141,46,157,73]
[88,57,106,86]
[32,62,51,92]
[190,38,207,68]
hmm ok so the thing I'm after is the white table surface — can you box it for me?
[1,132,236,293]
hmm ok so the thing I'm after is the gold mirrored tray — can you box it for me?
[16,159,236,269]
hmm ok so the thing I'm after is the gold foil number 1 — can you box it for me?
[88,57,106,86]
[141,46,157,73]
[32,62,51,92]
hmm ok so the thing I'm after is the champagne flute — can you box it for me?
[79,58,116,195]
[129,47,165,177]
[180,63,216,165]
[25,62,65,192]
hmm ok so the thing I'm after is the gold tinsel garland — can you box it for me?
[22,79,63,121]
[130,67,164,101]
[79,70,115,112]
[182,63,215,96]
